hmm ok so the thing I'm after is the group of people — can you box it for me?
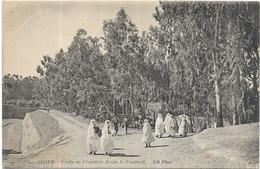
[87,113,189,155]
[87,119,114,155]
[111,116,128,135]
[141,113,189,148]
[155,113,188,138]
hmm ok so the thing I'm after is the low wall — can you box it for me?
[2,104,37,119]
[2,104,48,119]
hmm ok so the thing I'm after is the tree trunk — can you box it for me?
[252,78,259,122]
[129,100,135,128]
[153,110,156,129]
[213,51,223,127]
[122,99,124,115]
[113,97,116,115]
[231,90,239,125]
[242,82,248,122]
[215,79,223,127]
[188,101,194,133]
[213,4,223,128]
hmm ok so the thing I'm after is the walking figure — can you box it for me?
[155,114,164,138]
[112,116,119,135]
[142,119,155,148]
[123,116,128,135]
[101,120,114,156]
[87,119,100,155]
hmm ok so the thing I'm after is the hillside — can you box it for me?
[193,123,259,168]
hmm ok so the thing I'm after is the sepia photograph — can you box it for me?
[2,1,259,169]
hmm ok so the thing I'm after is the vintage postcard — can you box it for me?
[2,1,259,169]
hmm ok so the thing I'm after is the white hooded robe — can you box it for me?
[164,113,171,136]
[87,119,100,153]
[142,120,155,144]
[155,114,164,137]
[100,120,114,154]
[167,115,177,136]
[178,118,188,136]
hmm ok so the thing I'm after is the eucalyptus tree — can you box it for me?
[103,8,148,120]
[152,1,259,127]
[150,2,212,129]
[36,29,110,118]
[236,2,259,122]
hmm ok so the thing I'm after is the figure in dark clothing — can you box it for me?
[112,116,119,135]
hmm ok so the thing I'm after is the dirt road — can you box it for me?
[4,110,258,168]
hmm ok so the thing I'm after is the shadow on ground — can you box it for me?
[148,145,170,148]
[110,153,140,157]
[93,153,140,157]
[116,132,138,136]
[3,149,22,155]
[114,148,124,150]
[173,134,195,139]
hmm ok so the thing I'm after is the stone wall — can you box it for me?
[3,104,37,119]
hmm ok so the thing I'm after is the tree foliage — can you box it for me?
[5,2,258,127]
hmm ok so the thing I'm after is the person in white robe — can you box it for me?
[178,118,188,137]
[142,119,155,148]
[164,113,171,137]
[101,120,114,155]
[155,114,164,137]
[168,114,177,136]
[87,119,100,155]
[177,114,190,127]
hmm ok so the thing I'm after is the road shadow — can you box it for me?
[148,145,170,148]
[116,132,137,136]
[91,153,106,155]
[114,148,124,150]
[110,153,140,157]
[3,149,21,155]
[155,136,171,139]
[92,153,140,157]
[172,134,194,139]
[3,122,12,127]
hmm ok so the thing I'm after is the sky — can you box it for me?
[3,1,159,77]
